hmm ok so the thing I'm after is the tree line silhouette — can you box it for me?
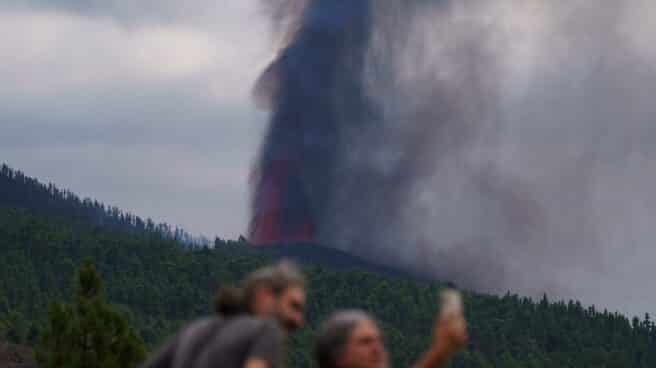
[0,163,209,246]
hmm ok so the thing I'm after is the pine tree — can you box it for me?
[35,259,146,368]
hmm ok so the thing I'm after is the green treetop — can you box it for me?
[36,259,146,368]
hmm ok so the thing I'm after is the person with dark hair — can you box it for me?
[141,260,306,368]
[315,305,467,368]
[214,285,246,316]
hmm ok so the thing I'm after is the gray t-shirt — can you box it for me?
[142,316,285,368]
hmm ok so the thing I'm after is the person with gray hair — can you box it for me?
[141,260,306,368]
[315,307,467,368]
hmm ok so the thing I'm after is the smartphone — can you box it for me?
[439,289,463,319]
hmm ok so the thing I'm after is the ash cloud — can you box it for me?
[254,0,656,316]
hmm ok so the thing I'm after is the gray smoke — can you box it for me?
[258,0,656,316]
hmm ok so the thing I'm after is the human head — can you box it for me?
[215,260,306,332]
[315,310,388,368]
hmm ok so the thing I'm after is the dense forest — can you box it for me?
[0,163,208,246]
[1,205,655,367]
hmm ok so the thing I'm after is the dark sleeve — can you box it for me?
[247,321,285,368]
[139,334,179,368]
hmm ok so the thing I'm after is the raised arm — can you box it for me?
[413,310,468,368]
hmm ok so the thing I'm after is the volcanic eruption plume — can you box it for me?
[249,0,374,245]
[250,0,506,255]
[250,0,656,316]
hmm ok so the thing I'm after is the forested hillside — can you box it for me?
[1,206,655,367]
[0,163,205,245]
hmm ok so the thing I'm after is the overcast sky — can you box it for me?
[1,0,274,239]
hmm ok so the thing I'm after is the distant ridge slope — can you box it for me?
[0,163,202,246]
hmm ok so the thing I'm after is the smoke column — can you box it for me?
[249,0,374,244]
[251,0,656,316]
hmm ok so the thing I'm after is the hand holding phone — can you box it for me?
[439,289,463,319]
[433,289,467,356]
[414,289,468,368]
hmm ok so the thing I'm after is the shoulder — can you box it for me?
[260,318,284,334]
[226,315,276,328]
[182,316,223,337]
[223,316,284,340]
[140,317,222,368]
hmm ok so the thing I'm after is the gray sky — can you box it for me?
[1,0,272,239]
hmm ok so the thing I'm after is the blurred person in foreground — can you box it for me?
[141,260,306,368]
[315,291,468,368]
